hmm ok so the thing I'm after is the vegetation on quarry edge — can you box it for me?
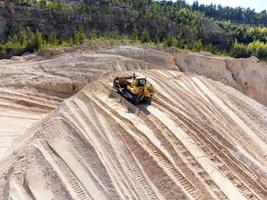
[1,0,267,60]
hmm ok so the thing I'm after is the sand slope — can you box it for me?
[0,48,177,160]
[1,70,266,200]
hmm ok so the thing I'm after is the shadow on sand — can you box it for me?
[109,90,151,115]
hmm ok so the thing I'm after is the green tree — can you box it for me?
[90,29,97,40]
[48,33,58,45]
[192,40,204,51]
[141,29,150,43]
[230,40,250,58]
[79,29,86,44]
[131,26,138,41]
[73,28,86,45]
[38,0,47,9]
[73,30,79,44]
[247,40,267,59]
[34,31,43,50]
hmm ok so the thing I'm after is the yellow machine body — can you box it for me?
[113,74,154,104]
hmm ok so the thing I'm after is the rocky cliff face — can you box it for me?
[0,0,231,49]
[0,15,7,41]
[0,3,91,40]
[0,2,179,41]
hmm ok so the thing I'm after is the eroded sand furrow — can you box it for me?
[148,105,247,199]
[22,176,36,200]
[9,180,31,200]
[81,93,163,200]
[62,99,145,199]
[0,88,62,104]
[73,105,151,200]
[0,95,56,111]
[211,83,267,143]
[0,88,63,158]
[138,71,266,198]
[90,106,161,200]
[151,72,266,177]
[0,99,49,113]
[191,80,267,185]
[76,96,158,200]
[64,122,128,200]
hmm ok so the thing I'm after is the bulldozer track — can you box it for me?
[90,93,204,200]
[139,112,227,199]
[152,92,265,199]
[34,143,92,200]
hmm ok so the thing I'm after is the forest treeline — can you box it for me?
[1,0,267,60]
[190,1,267,26]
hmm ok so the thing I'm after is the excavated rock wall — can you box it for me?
[175,52,267,106]
[0,15,7,41]
[0,2,179,41]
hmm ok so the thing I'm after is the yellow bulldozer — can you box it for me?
[113,73,154,104]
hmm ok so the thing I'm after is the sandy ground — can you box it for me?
[0,109,42,158]
[0,87,62,158]
[0,70,266,200]
[0,46,267,200]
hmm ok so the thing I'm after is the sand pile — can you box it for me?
[0,47,176,159]
[0,70,266,200]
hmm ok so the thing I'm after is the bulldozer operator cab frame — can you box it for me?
[136,78,146,87]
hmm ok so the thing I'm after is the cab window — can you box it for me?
[137,79,146,87]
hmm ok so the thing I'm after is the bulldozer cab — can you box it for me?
[135,78,146,87]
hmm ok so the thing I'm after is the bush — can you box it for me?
[229,40,267,59]
[164,34,177,47]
